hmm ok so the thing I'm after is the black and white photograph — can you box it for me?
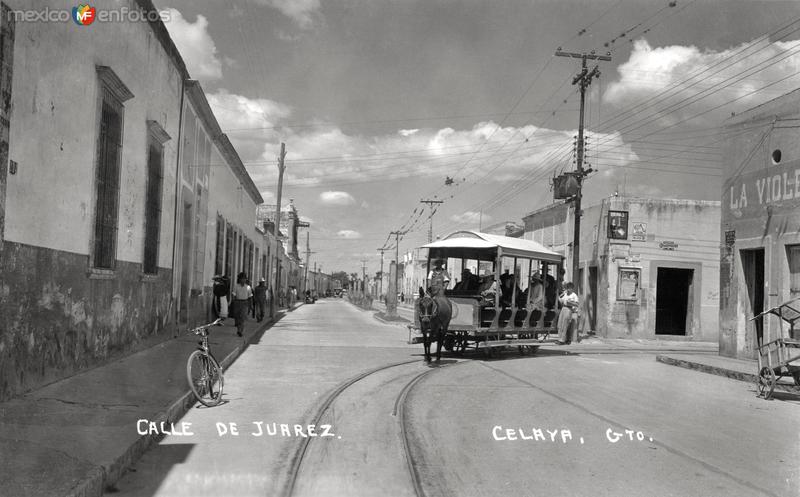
[1,1,799,496]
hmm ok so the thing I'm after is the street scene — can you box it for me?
[2,0,800,496]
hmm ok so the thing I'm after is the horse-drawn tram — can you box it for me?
[409,230,565,358]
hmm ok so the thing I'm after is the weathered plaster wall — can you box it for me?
[720,89,800,359]
[0,241,172,400]
[600,198,720,340]
[0,0,185,400]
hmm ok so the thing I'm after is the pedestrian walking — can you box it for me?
[232,272,253,337]
[557,282,579,344]
[212,275,230,320]
[254,278,268,322]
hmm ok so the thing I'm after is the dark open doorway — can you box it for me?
[741,248,765,345]
[655,268,694,335]
[588,266,598,331]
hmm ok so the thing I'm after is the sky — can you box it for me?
[159,0,800,276]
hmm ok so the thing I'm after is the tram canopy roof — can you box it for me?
[421,231,563,263]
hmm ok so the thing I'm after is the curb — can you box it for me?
[63,317,275,497]
[372,311,411,326]
[656,354,799,393]
[656,354,756,383]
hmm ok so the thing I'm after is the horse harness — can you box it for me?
[418,295,439,323]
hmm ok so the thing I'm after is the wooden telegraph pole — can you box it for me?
[361,259,368,295]
[272,143,286,315]
[301,228,313,295]
[420,199,443,243]
[555,49,610,284]
[377,247,387,298]
[387,230,406,317]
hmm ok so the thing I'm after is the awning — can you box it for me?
[421,231,563,263]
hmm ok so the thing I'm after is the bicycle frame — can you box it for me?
[187,318,225,406]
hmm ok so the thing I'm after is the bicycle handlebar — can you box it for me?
[189,318,225,334]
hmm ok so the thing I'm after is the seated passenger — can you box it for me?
[456,268,480,294]
[479,276,498,305]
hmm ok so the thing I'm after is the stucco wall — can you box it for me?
[720,90,800,359]
[0,241,173,400]
[5,0,181,265]
[600,198,720,340]
[0,0,185,400]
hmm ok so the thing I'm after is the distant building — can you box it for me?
[482,221,524,238]
[523,196,721,340]
[720,88,800,359]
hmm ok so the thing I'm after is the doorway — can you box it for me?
[741,248,765,345]
[588,266,598,331]
[655,268,694,335]
[179,202,193,323]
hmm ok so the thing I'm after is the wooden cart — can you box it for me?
[751,298,800,399]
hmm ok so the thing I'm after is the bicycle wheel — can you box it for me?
[186,350,224,406]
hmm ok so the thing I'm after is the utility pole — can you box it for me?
[388,230,407,314]
[390,230,406,294]
[377,247,387,297]
[271,142,287,315]
[420,199,444,242]
[361,259,368,295]
[302,229,313,295]
[555,49,610,284]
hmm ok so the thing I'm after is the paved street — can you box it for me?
[108,300,799,497]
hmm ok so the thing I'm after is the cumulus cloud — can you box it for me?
[337,230,362,239]
[246,119,642,192]
[603,38,800,128]
[163,9,223,81]
[450,211,491,224]
[205,89,294,186]
[399,129,419,137]
[320,191,356,205]
[252,0,321,29]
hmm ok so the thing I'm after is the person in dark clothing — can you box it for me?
[212,275,230,319]
[254,279,268,322]
[232,272,252,337]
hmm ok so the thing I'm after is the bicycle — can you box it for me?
[186,318,225,406]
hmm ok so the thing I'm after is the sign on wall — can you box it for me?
[631,222,647,241]
[617,267,640,301]
[608,210,629,240]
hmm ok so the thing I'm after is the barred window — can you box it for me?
[142,138,163,273]
[225,223,234,279]
[193,185,207,288]
[215,215,225,276]
[93,95,123,269]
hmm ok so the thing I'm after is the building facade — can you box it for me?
[523,196,721,341]
[0,0,304,401]
[720,89,800,359]
[0,0,188,400]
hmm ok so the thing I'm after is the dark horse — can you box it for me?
[417,286,452,362]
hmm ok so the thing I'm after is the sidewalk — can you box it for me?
[0,304,301,497]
